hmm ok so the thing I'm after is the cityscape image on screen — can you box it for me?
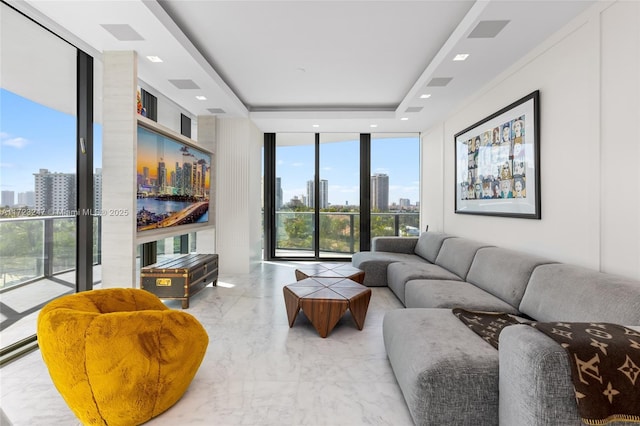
[136,125,211,232]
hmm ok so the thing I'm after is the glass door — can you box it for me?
[319,133,360,257]
[0,3,78,351]
[274,133,316,257]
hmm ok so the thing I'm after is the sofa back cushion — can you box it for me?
[434,238,491,280]
[519,263,640,324]
[466,247,555,309]
[413,232,452,263]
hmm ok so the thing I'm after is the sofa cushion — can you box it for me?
[413,232,452,263]
[434,238,492,281]
[466,247,555,308]
[519,263,640,323]
[387,263,461,305]
[383,308,501,425]
[372,236,418,254]
[351,251,428,287]
[404,279,521,314]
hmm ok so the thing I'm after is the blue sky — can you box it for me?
[2,88,419,207]
[0,89,102,197]
[276,135,420,206]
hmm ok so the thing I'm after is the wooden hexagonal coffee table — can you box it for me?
[283,277,372,338]
[294,262,365,284]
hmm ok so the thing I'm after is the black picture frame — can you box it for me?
[454,90,540,219]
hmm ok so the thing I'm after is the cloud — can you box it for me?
[3,137,29,149]
[0,162,15,168]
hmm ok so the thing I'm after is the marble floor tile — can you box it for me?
[0,261,412,426]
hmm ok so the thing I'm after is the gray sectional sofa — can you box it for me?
[352,231,640,426]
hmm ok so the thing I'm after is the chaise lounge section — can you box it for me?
[353,231,640,425]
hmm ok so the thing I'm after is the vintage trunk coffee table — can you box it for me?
[283,277,372,338]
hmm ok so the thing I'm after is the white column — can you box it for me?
[215,117,263,274]
[101,51,137,287]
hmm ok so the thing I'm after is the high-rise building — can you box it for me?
[94,168,102,212]
[1,190,15,207]
[306,179,328,209]
[275,177,282,210]
[399,198,411,209]
[34,168,76,214]
[319,179,328,209]
[17,191,35,207]
[371,173,389,212]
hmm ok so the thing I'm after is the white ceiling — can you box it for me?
[19,0,596,133]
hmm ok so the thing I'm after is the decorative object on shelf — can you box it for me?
[136,89,144,115]
[37,288,209,426]
[454,90,540,219]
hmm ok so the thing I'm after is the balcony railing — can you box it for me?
[275,211,419,255]
[0,215,102,353]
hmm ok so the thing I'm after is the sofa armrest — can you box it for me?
[498,325,580,426]
[372,236,418,254]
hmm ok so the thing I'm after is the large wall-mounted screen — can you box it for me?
[136,123,211,233]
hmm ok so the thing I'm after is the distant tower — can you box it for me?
[306,179,328,209]
[371,173,389,212]
[94,168,102,212]
[275,177,283,210]
[306,180,314,208]
[34,168,76,213]
[319,179,328,209]
[1,191,15,207]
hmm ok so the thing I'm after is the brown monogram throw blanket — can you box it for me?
[452,308,522,349]
[452,308,640,425]
[531,321,640,425]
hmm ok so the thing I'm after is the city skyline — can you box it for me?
[2,89,420,210]
[1,89,104,196]
[274,136,420,207]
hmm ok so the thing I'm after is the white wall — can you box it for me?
[422,1,640,279]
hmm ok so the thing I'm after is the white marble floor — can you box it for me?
[0,261,414,426]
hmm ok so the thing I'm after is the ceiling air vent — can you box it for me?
[100,24,144,41]
[169,79,200,90]
[468,20,510,39]
[207,108,226,114]
[427,77,453,87]
[405,107,423,113]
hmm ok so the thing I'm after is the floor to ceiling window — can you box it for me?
[273,133,316,257]
[0,3,96,361]
[319,133,360,257]
[264,132,419,260]
[371,133,421,238]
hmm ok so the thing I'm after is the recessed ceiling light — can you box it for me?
[453,54,470,61]
[312,124,320,128]
[420,94,432,99]
[195,95,207,101]
[370,124,378,128]
[146,56,163,63]
[401,117,409,121]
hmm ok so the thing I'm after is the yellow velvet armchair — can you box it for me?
[37,288,209,426]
